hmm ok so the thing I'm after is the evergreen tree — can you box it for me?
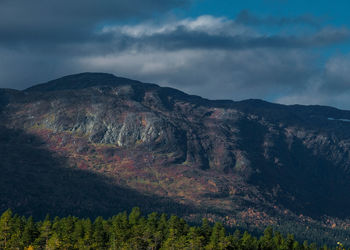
[283,233,295,250]
[260,226,274,250]
[129,207,141,225]
[92,216,108,249]
[0,209,12,249]
[206,222,227,250]
[200,217,212,244]
[187,226,205,249]
[58,216,75,249]
[157,213,168,243]
[163,228,179,250]
[241,231,258,250]
[110,212,130,248]
[72,219,84,248]
[34,215,52,248]
[7,214,24,249]
[21,216,38,248]
[145,212,159,249]
[82,218,93,248]
[47,233,61,249]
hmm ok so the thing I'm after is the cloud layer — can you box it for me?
[1,3,350,109]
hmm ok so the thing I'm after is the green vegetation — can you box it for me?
[0,208,336,250]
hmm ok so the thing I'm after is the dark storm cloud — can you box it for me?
[102,26,350,51]
[0,0,191,88]
[236,10,321,27]
[0,0,190,45]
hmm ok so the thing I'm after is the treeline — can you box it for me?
[0,208,335,249]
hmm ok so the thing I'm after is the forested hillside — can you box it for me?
[0,208,329,250]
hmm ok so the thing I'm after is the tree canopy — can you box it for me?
[0,208,335,249]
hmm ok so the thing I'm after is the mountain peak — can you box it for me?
[25,72,143,92]
[24,72,210,106]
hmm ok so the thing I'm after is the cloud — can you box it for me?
[98,16,349,52]
[324,55,350,90]
[1,6,350,110]
[276,54,350,109]
[77,47,315,101]
[0,0,190,46]
[77,16,350,109]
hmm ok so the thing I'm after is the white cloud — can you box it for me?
[102,15,254,38]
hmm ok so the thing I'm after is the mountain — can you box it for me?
[1,72,350,244]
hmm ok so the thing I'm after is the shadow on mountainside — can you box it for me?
[0,90,12,112]
[0,126,196,219]
[237,118,350,219]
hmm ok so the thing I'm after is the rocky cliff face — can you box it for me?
[2,73,350,243]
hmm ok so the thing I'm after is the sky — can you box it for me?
[1,0,350,109]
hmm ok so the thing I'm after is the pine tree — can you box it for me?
[129,207,141,225]
[200,218,212,245]
[0,209,13,249]
[241,231,257,250]
[145,212,159,249]
[110,212,130,248]
[7,214,24,249]
[21,216,38,248]
[82,218,93,248]
[260,226,274,250]
[283,233,295,250]
[187,226,205,249]
[157,213,168,243]
[163,228,179,250]
[92,216,108,249]
[35,215,52,248]
[206,222,227,250]
[46,233,61,249]
[62,217,74,248]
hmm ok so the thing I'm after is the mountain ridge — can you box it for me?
[25,72,350,115]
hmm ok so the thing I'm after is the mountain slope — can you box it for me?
[1,72,350,244]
